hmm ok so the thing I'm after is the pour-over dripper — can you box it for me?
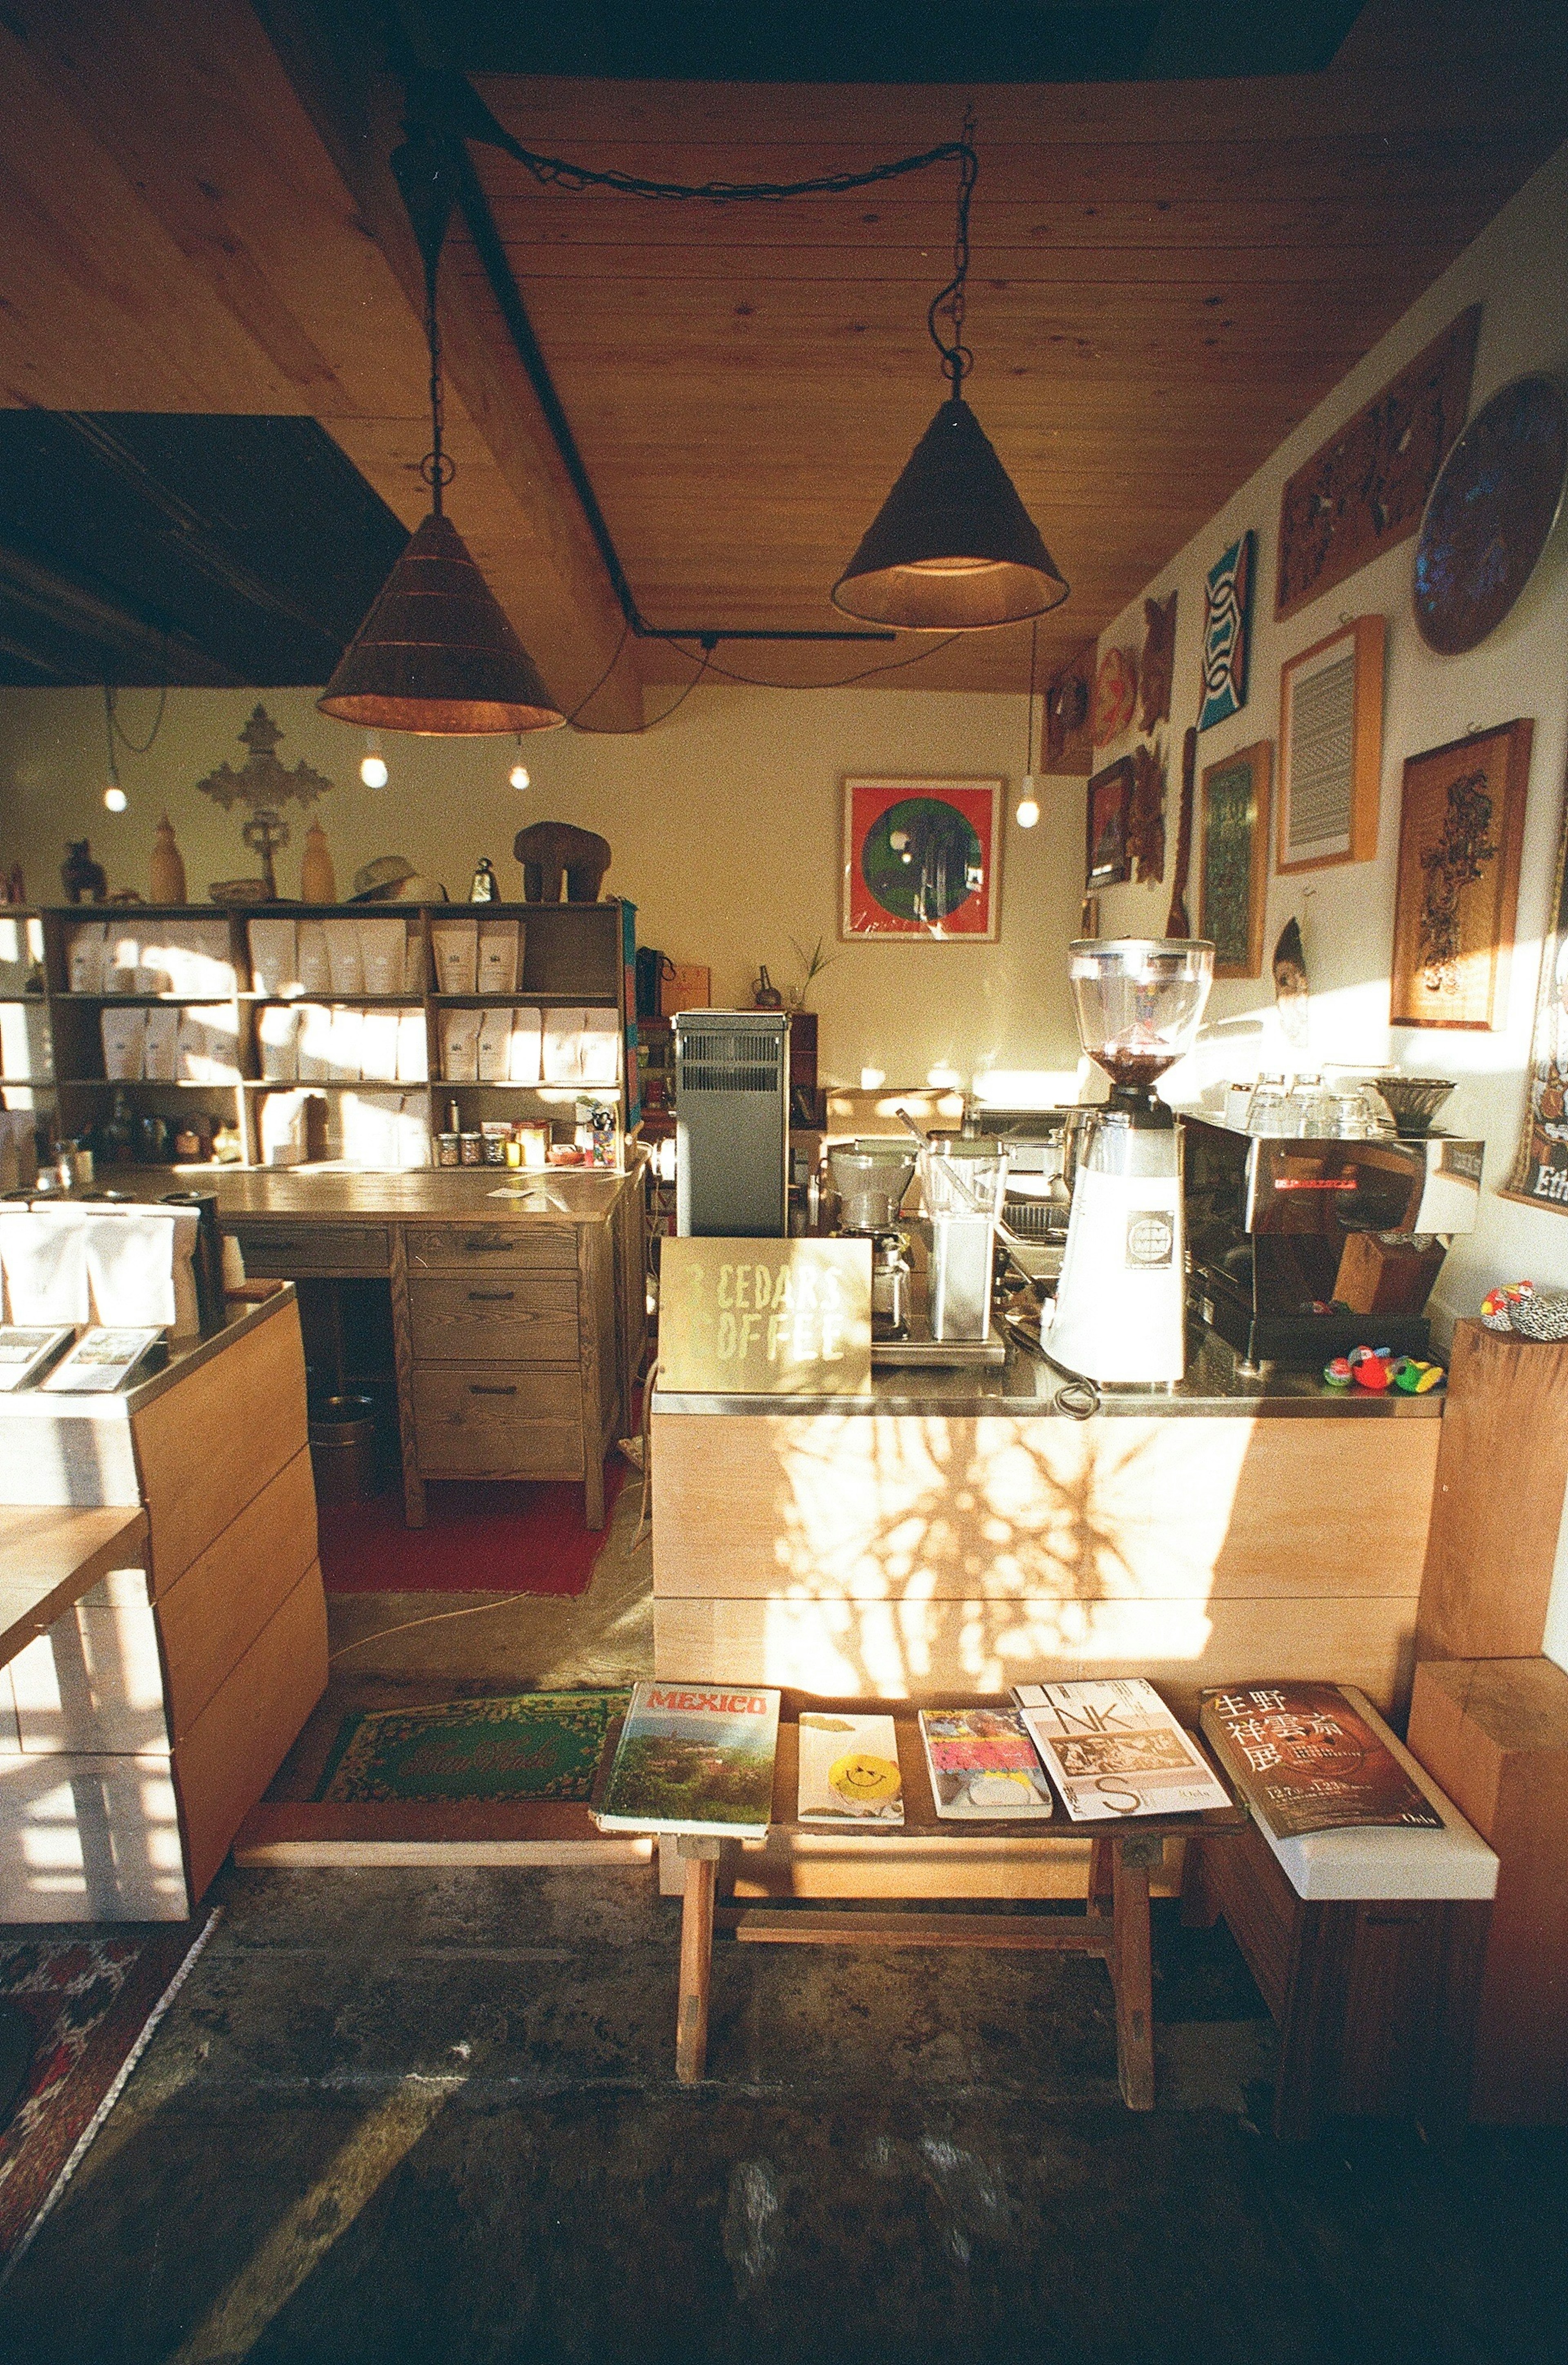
[1068,939,1214,1100]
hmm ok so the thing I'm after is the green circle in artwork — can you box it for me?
[861,797,983,924]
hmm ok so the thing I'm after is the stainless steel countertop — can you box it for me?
[653,1323,1446,1419]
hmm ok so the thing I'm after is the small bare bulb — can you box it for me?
[360,753,388,788]
[509,759,530,791]
[103,783,127,813]
[1016,777,1040,829]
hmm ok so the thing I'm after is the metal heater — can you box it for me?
[674,1011,789,1237]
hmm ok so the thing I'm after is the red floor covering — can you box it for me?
[316,1461,627,1596]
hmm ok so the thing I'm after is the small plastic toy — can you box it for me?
[1322,1356,1354,1390]
[1481,1281,1536,1332]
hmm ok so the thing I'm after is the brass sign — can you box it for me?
[657,1237,871,1395]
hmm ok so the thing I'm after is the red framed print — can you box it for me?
[1086,757,1135,887]
[840,777,1003,941]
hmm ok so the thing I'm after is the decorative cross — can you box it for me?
[197,706,332,898]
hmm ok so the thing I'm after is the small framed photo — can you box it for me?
[1390,719,1532,1029]
[1199,741,1272,978]
[1277,615,1385,873]
[1086,757,1134,887]
[841,778,1002,940]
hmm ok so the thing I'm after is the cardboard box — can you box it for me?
[660,962,711,1015]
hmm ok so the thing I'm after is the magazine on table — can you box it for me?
[796,1711,904,1825]
[38,1325,165,1393]
[1199,1682,1443,1841]
[918,1708,1054,1820]
[0,1324,75,1391]
[1012,1679,1230,1822]
[593,1680,781,1838]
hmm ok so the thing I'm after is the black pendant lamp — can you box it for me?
[320,133,565,736]
[832,126,1068,632]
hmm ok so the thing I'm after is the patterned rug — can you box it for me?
[312,1690,630,1804]
[0,1913,218,2281]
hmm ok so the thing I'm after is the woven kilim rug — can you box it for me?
[0,1912,218,2282]
[312,1690,631,1804]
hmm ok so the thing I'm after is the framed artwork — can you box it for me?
[1413,373,1568,654]
[1091,646,1137,746]
[1390,719,1532,1031]
[1198,532,1254,731]
[1504,757,1568,1213]
[1044,642,1095,775]
[840,777,1002,940]
[1199,741,1272,979]
[1277,615,1385,873]
[1086,757,1134,888]
[1275,306,1479,621]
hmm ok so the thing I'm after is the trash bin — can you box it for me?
[307,1392,377,1505]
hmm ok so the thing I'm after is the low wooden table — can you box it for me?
[606,1697,1245,2106]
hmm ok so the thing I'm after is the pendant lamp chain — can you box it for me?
[928,111,977,397]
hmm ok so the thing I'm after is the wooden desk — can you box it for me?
[623,1699,1244,2105]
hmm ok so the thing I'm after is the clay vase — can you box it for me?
[149,813,187,904]
[300,821,336,904]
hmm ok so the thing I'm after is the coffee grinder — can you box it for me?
[1047,938,1214,1386]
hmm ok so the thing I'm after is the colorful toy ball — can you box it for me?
[1481,1281,1536,1331]
[1352,1353,1390,1391]
[1323,1357,1354,1390]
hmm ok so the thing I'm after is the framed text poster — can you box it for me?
[841,778,1002,940]
[1277,615,1385,874]
[1390,719,1531,1030]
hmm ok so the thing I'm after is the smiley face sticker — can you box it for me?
[828,1750,903,1816]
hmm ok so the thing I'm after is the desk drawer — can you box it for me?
[408,1275,577,1363]
[414,1418,584,1479]
[404,1223,576,1273]
[412,1366,582,1428]
[230,1223,390,1277]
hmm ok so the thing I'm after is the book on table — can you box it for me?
[1198,1681,1443,1841]
[918,1708,1054,1820]
[0,1325,75,1391]
[594,1680,781,1838]
[38,1325,165,1393]
[1013,1679,1231,1823]
[796,1711,904,1826]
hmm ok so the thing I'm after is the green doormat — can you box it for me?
[312,1690,630,1805]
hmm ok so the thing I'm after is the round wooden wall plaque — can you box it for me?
[1413,373,1568,655]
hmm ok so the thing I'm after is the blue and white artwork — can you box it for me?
[1199,530,1255,731]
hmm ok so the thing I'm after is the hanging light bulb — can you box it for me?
[360,734,388,788]
[103,782,127,814]
[508,739,530,791]
[833,120,1068,632]
[1015,620,1042,826]
[319,131,564,737]
[101,684,127,811]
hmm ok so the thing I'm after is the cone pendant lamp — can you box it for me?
[319,128,564,737]
[832,396,1068,630]
[318,509,564,735]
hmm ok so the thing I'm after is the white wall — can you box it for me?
[1089,140,1568,1334]
[0,683,1086,1092]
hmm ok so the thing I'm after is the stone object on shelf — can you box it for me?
[513,821,611,904]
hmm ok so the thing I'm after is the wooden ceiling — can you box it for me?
[1,1,1566,722]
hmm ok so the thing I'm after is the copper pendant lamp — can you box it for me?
[319,134,565,736]
[832,125,1068,632]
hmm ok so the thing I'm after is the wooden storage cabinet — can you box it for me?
[407,1274,578,1362]
[404,1223,576,1272]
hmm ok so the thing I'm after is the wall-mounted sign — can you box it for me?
[657,1237,871,1395]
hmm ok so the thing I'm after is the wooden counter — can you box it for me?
[100,1166,647,1528]
[0,1289,326,1918]
[651,1334,1444,1724]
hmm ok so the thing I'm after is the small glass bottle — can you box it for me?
[469,857,498,902]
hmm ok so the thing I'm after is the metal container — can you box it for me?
[307,1392,377,1505]
[828,1140,918,1235]
[870,1230,912,1340]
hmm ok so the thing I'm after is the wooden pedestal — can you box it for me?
[1185,1819,1489,2138]
[1417,1322,1568,1661]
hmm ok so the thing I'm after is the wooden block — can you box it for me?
[1408,1656,1568,2123]
[1417,1322,1568,1661]
[653,1593,1419,1721]
[172,1559,328,1903]
[155,1445,318,1744]
[651,1410,1438,1603]
[7,1593,169,1756]
[0,1746,189,1921]
[131,1293,309,1591]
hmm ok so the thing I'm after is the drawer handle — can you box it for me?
[467,1289,515,1302]
[469,1383,517,1396]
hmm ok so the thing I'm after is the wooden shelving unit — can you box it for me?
[0,900,640,1171]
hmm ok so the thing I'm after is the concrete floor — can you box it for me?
[2,1863,1566,2365]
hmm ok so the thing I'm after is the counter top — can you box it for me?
[43,1166,639,1227]
[0,1282,296,1422]
[653,1323,1446,1420]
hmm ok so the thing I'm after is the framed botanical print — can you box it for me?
[840,777,1003,940]
[1277,615,1385,873]
[1390,719,1532,1030]
[1086,757,1134,887]
[1199,741,1272,978]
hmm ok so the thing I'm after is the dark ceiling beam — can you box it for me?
[0,540,243,686]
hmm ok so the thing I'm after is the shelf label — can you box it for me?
[657,1237,871,1395]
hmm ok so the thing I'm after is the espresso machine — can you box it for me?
[1047,939,1214,1387]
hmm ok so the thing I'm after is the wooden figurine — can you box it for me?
[1127,742,1166,884]
[300,821,336,903]
[1139,592,1178,733]
[513,821,612,904]
[61,840,107,904]
[149,813,187,904]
